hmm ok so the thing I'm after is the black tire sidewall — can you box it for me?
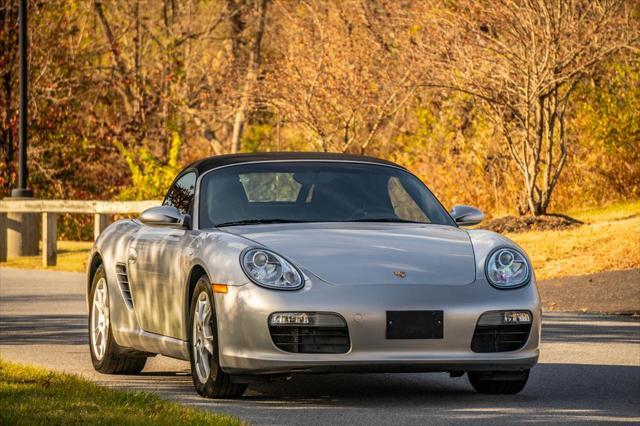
[468,369,530,394]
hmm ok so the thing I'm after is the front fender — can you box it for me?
[86,220,139,306]
[189,230,254,287]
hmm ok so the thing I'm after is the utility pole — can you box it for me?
[11,0,32,198]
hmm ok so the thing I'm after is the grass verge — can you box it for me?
[565,199,640,223]
[0,358,241,426]
[0,240,91,272]
[508,214,640,280]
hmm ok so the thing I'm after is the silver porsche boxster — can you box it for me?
[87,153,540,398]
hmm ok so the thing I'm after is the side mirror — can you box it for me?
[139,205,190,228]
[450,205,484,226]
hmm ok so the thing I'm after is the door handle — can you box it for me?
[128,247,138,264]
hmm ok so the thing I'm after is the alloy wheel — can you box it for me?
[91,277,109,360]
[193,291,215,383]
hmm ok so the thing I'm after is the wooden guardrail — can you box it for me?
[0,200,160,267]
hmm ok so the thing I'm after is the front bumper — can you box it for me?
[214,275,541,375]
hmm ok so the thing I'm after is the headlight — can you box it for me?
[485,247,530,289]
[241,248,303,290]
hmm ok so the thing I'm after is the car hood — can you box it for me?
[222,222,476,286]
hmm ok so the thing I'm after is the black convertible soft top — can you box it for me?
[187,152,404,174]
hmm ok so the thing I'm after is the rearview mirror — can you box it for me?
[139,205,190,228]
[450,205,484,226]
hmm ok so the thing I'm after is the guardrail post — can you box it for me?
[0,213,7,262]
[42,212,57,267]
[6,211,39,257]
[94,213,110,240]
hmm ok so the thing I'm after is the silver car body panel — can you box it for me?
[224,223,476,286]
[88,159,541,374]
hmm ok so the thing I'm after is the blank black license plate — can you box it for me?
[386,311,444,339]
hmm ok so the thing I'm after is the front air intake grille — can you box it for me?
[269,325,350,354]
[471,323,531,353]
[115,263,134,309]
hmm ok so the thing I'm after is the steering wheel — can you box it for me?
[347,207,397,220]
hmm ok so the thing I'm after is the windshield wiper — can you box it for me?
[345,218,426,224]
[215,219,309,227]
[215,218,427,227]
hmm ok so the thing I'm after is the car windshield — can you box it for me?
[198,162,455,228]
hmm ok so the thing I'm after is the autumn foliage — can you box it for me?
[1,0,638,223]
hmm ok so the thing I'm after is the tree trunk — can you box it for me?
[230,0,268,153]
[516,88,568,217]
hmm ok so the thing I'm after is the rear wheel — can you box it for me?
[468,370,530,394]
[89,265,146,374]
[189,277,246,399]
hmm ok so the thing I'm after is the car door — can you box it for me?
[128,171,197,338]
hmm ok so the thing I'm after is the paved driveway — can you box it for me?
[1,267,639,425]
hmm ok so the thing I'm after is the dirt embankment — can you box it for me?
[484,214,582,234]
[539,268,640,316]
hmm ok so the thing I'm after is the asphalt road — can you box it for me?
[1,267,639,425]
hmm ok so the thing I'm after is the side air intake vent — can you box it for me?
[115,263,134,309]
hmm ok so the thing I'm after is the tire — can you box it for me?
[468,369,530,395]
[89,265,147,374]
[189,276,247,399]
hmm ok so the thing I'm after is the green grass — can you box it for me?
[0,359,241,426]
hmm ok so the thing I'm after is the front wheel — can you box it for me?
[89,265,146,374]
[468,370,530,394]
[189,277,247,398]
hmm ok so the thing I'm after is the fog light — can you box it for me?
[477,310,532,326]
[503,311,532,324]
[269,312,311,325]
[268,312,346,327]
